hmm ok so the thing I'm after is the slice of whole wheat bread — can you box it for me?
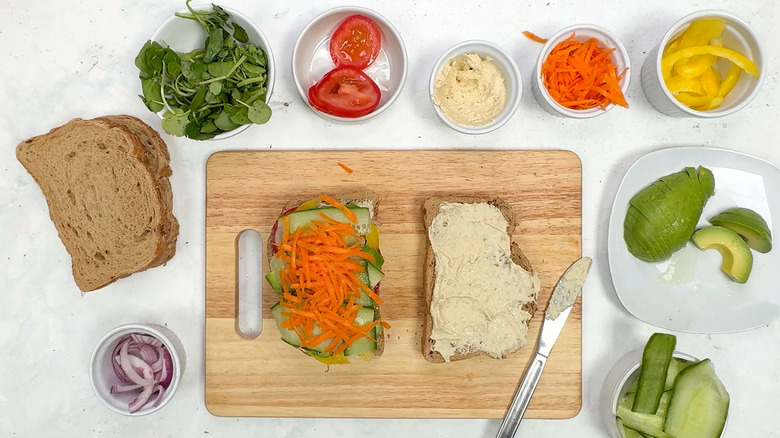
[267,192,384,357]
[97,115,178,267]
[421,197,538,363]
[16,118,169,292]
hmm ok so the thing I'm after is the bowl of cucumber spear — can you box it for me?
[601,333,729,438]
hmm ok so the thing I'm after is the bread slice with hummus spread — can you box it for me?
[421,197,540,363]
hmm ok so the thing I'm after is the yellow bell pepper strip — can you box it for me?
[665,75,706,95]
[677,19,726,48]
[691,65,742,111]
[674,92,715,107]
[674,38,722,79]
[699,67,722,96]
[662,46,759,79]
[671,19,725,77]
[664,39,680,56]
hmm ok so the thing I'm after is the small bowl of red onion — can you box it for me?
[89,324,183,416]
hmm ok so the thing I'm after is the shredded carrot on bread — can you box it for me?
[320,194,358,223]
[276,209,384,354]
[523,30,548,44]
[541,33,628,110]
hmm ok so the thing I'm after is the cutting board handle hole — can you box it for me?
[236,229,263,339]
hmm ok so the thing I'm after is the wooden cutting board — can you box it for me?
[205,150,582,418]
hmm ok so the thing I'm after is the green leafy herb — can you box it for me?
[135,0,271,140]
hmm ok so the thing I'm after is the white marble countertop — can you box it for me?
[2,0,779,436]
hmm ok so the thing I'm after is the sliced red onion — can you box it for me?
[150,385,166,408]
[110,332,174,412]
[139,344,158,364]
[151,346,165,372]
[120,338,156,386]
[159,348,173,389]
[128,383,155,413]
[110,384,142,394]
[274,219,283,244]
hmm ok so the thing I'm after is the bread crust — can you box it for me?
[267,192,384,357]
[421,197,537,363]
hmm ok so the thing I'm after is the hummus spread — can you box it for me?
[545,257,591,320]
[432,52,508,127]
[428,202,540,362]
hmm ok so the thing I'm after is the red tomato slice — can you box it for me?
[308,66,381,118]
[329,14,382,69]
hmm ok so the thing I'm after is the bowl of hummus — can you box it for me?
[429,41,522,134]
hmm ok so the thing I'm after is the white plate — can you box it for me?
[608,146,780,333]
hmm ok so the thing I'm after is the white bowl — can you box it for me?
[89,324,185,416]
[151,4,275,139]
[292,6,408,123]
[429,40,522,135]
[600,349,705,438]
[532,25,630,118]
[640,10,765,118]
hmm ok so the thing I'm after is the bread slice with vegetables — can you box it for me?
[16,118,177,292]
[421,197,539,363]
[266,193,388,365]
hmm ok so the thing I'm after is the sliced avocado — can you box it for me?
[709,207,772,253]
[625,207,668,261]
[624,166,714,262]
[691,226,753,283]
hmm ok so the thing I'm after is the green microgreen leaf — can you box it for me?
[161,109,190,137]
[248,100,272,124]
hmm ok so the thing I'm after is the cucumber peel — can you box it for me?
[633,333,676,414]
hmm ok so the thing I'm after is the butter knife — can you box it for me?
[495,256,592,438]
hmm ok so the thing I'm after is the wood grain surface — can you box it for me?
[205,150,582,418]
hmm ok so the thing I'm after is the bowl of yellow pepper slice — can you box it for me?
[641,10,764,117]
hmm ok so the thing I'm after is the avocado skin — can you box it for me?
[624,166,715,262]
[691,225,753,283]
[709,207,772,253]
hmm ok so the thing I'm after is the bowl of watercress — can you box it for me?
[136,1,274,140]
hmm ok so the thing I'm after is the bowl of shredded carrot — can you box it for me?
[531,25,630,118]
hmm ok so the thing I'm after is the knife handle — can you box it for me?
[495,353,548,438]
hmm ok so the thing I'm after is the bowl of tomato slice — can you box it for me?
[292,6,408,123]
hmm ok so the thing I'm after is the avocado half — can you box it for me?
[691,226,753,283]
[624,166,715,262]
[709,207,772,253]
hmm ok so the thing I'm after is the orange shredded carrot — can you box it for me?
[541,33,628,110]
[523,30,548,44]
[319,194,358,223]
[275,203,388,355]
[337,162,354,174]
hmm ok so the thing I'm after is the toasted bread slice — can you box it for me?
[421,197,538,363]
[16,118,169,291]
[267,192,384,357]
[98,115,178,267]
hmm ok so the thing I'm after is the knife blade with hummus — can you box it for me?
[265,193,387,365]
[421,197,540,363]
